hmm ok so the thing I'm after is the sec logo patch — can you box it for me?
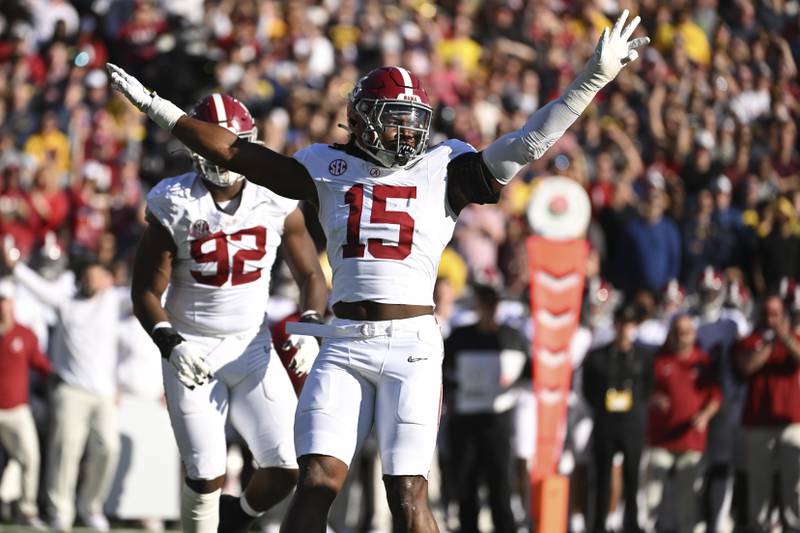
[369,167,381,177]
[329,159,348,176]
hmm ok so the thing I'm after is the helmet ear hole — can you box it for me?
[364,130,379,144]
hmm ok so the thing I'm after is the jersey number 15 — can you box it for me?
[343,184,416,260]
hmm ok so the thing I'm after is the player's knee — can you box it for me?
[384,475,429,513]
[295,456,346,502]
[185,475,225,494]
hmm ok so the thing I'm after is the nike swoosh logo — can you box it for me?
[407,356,429,363]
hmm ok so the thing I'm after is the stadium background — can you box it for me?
[0,0,798,531]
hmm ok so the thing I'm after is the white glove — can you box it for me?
[106,63,186,131]
[283,335,320,377]
[168,341,213,389]
[563,9,650,114]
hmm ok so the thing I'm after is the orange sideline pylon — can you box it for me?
[527,236,588,532]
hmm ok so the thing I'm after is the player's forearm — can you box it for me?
[131,288,170,334]
[297,271,328,316]
[481,58,607,182]
[482,12,648,185]
[107,63,258,180]
[172,116,247,173]
[482,97,580,184]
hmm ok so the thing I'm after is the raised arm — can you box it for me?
[483,11,647,183]
[447,10,648,213]
[2,246,70,310]
[106,64,316,203]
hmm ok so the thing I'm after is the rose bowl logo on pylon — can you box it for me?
[527,176,591,239]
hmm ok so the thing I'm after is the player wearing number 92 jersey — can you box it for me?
[130,94,327,533]
[147,173,293,335]
[109,14,648,529]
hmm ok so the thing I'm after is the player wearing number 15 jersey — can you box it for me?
[110,11,648,531]
[130,94,327,533]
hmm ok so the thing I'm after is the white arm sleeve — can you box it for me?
[481,10,651,185]
[13,262,70,310]
[481,97,581,184]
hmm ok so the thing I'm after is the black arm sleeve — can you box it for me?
[446,151,501,215]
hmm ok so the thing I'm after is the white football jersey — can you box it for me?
[294,140,473,306]
[147,172,298,336]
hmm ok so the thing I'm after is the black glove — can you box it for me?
[152,326,185,359]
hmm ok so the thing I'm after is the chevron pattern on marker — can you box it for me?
[538,389,565,405]
[535,309,575,329]
[534,271,582,292]
[537,349,569,366]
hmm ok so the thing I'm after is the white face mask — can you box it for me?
[353,99,432,168]
[193,156,245,187]
[192,128,257,187]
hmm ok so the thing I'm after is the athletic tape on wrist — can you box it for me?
[300,310,324,324]
[148,94,186,132]
[151,321,173,335]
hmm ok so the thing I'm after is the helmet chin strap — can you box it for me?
[352,136,393,167]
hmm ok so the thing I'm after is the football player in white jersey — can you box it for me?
[130,94,327,533]
[110,11,648,532]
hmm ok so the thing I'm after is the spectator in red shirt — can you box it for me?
[0,280,50,528]
[735,295,800,531]
[643,314,721,533]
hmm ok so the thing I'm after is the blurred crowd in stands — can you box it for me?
[0,0,799,531]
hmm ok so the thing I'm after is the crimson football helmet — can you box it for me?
[190,94,257,187]
[346,66,433,168]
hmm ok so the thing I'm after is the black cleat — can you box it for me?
[218,494,257,533]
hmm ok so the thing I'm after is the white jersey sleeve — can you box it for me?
[294,140,473,306]
[146,173,298,336]
[146,177,189,237]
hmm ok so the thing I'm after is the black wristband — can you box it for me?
[300,311,324,324]
[152,326,185,359]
